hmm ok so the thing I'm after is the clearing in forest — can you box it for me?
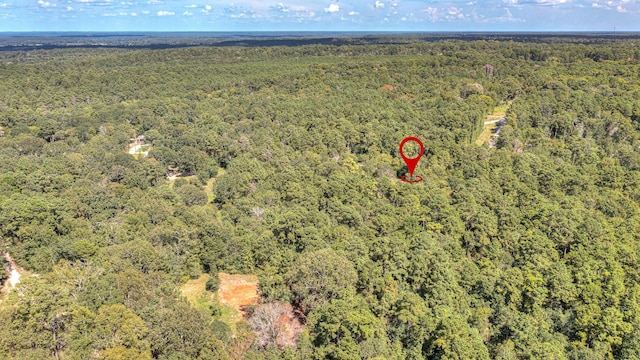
[180,273,214,309]
[218,272,260,314]
[476,102,510,146]
[205,168,225,203]
[127,143,150,158]
[180,272,261,334]
[1,252,27,300]
[217,272,260,334]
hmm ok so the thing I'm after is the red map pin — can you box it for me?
[399,137,424,183]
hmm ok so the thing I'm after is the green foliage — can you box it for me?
[2,36,640,359]
[92,304,151,358]
[206,273,221,292]
[0,277,73,360]
[176,183,208,206]
[286,248,358,314]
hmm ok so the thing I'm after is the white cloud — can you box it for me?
[38,0,56,8]
[534,0,567,5]
[130,12,136,16]
[201,4,212,14]
[157,10,174,16]
[274,2,289,12]
[375,0,384,8]
[66,6,73,11]
[147,0,162,4]
[183,10,193,15]
[348,11,359,15]
[185,4,197,8]
[445,6,465,19]
[474,6,526,23]
[324,3,339,12]
[424,7,437,15]
[141,10,150,14]
[591,0,635,11]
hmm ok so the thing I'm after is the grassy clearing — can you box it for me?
[179,273,239,333]
[476,102,511,146]
[206,167,225,203]
[476,122,500,146]
[180,273,212,307]
[218,303,242,334]
[492,103,510,117]
[167,175,196,188]
[179,272,258,335]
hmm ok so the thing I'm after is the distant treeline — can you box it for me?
[2,31,640,52]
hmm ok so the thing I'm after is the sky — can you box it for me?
[0,0,638,32]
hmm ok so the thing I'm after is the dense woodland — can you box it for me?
[1,36,640,359]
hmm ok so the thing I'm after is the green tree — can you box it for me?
[286,248,358,314]
[92,304,151,359]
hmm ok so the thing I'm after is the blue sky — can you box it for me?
[0,0,638,32]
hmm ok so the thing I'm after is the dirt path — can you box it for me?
[489,117,506,148]
[484,118,504,125]
[476,101,511,146]
[2,252,22,294]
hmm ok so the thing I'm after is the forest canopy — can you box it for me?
[1,36,640,359]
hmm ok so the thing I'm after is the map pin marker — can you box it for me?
[399,137,424,183]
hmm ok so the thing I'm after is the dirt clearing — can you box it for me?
[218,272,260,313]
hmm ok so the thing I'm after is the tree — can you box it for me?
[176,183,208,206]
[427,310,490,360]
[248,302,302,349]
[285,248,358,314]
[0,277,73,360]
[92,304,151,359]
[308,296,389,359]
[146,301,228,360]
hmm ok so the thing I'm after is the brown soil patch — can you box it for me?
[218,272,260,314]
